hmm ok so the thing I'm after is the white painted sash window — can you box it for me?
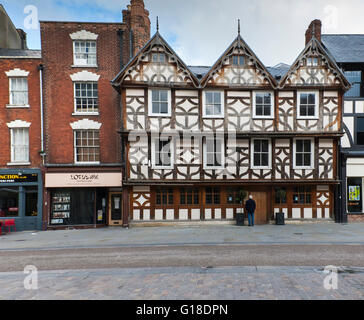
[74,82,98,113]
[10,128,29,163]
[149,89,171,116]
[297,91,318,119]
[9,78,28,106]
[253,91,274,118]
[204,137,224,169]
[203,91,224,118]
[74,130,100,163]
[293,138,314,169]
[73,41,97,66]
[251,139,271,169]
[152,137,173,169]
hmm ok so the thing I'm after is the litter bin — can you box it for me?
[275,211,285,225]
[236,213,245,226]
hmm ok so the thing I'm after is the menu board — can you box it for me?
[51,191,71,224]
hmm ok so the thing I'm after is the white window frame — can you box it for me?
[73,82,99,115]
[307,57,319,67]
[250,138,272,170]
[297,91,319,120]
[253,91,274,119]
[232,55,245,66]
[72,40,97,67]
[151,136,174,170]
[7,77,29,108]
[293,138,315,170]
[203,136,225,170]
[202,91,225,118]
[148,89,172,117]
[9,127,30,165]
[73,129,100,165]
[152,52,166,63]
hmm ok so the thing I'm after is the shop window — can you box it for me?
[25,187,38,217]
[0,187,19,217]
[293,187,312,204]
[347,177,362,213]
[356,117,364,145]
[156,188,173,206]
[180,188,199,205]
[51,191,71,224]
[206,188,220,205]
[226,189,242,205]
[274,188,287,204]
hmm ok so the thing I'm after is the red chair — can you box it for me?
[4,219,16,232]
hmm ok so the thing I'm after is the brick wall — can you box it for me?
[0,58,42,168]
[40,22,126,164]
[347,215,364,223]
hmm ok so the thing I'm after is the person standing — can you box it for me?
[245,195,256,226]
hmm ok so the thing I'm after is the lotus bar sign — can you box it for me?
[45,172,122,188]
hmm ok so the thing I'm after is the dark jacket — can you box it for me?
[245,199,256,213]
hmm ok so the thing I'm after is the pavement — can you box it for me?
[1,266,364,300]
[1,222,364,251]
[1,222,364,300]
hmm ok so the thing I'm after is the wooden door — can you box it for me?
[108,192,122,226]
[249,192,267,225]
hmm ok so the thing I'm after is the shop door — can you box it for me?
[250,192,268,225]
[109,193,122,226]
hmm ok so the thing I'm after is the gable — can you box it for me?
[279,38,351,89]
[112,33,199,87]
[201,36,277,88]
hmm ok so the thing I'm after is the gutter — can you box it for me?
[38,64,45,164]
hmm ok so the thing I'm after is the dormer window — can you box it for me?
[232,55,245,66]
[152,53,166,63]
[307,57,319,67]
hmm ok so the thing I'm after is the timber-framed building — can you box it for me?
[112,20,350,226]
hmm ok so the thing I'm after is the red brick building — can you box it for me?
[0,6,44,231]
[41,0,150,228]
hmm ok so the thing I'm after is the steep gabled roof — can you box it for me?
[112,31,200,87]
[200,34,277,88]
[279,36,351,90]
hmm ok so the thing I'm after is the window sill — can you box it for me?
[152,165,173,170]
[251,166,272,170]
[148,114,171,118]
[202,115,224,119]
[71,65,98,68]
[6,104,30,109]
[7,162,31,166]
[252,115,274,120]
[74,162,100,165]
[293,166,314,170]
[72,112,99,116]
[297,116,319,120]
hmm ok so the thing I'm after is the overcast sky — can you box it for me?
[3,0,364,67]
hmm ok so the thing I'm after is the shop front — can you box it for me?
[345,158,364,221]
[0,169,43,231]
[45,171,122,228]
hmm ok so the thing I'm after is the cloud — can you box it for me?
[3,0,364,67]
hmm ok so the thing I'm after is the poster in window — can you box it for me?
[349,186,361,201]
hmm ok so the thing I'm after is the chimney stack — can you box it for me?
[305,19,322,45]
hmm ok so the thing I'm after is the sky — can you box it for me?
[2,0,364,67]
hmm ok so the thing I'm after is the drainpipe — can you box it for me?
[38,64,45,165]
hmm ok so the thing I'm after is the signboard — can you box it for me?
[45,172,122,188]
[0,173,38,184]
[349,185,361,201]
[347,178,363,213]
